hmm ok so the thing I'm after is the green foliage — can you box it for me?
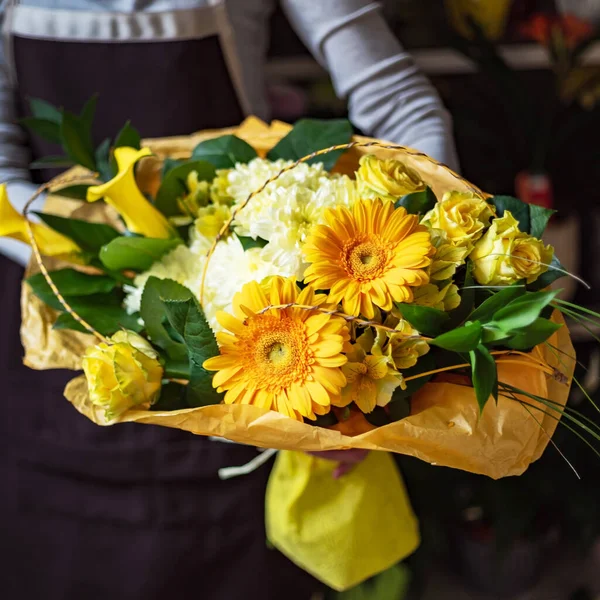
[140,277,189,361]
[490,195,555,238]
[29,156,74,169]
[140,277,221,407]
[61,109,96,170]
[150,381,188,411]
[395,187,436,214]
[431,321,482,352]
[19,117,62,145]
[154,160,216,217]
[491,290,558,332]
[49,184,92,200]
[469,284,525,323]
[239,236,268,251]
[113,121,141,150]
[267,119,353,170]
[53,305,143,336]
[163,296,222,407]
[469,344,498,413]
[191,134,257,168]
[26,269,117,303]
[395,303,450,336]
[34,212,120,253]
[99,236,182,271]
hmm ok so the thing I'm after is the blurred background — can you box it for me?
[264,1,600,599]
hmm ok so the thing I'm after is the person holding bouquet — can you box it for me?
[0,1,458,598]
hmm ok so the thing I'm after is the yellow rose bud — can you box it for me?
[422,191,494,248]
[82,330,163,420]
[210,168,234,204]
[356,155,426,202]
[471,211,554,286]
[177,171,211,219]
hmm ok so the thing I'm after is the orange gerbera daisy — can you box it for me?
[303,199,434,319]
[203,276,349,421]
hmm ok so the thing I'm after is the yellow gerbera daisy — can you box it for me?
[303,199,434,319]
[203,276,349,421]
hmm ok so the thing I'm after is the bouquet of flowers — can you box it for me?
[4,101,596,590]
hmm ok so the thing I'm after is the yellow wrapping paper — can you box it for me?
[22,117,575,480]
[265,450,419,591]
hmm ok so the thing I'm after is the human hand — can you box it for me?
[306,449,369,479]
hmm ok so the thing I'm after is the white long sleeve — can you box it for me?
[280,0,459,170]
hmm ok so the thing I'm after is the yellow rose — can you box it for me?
[82,330,163,420]
[422,191,494,248]
[428,228,470,281]
[210,168,234,204]
[471,211,554,286]
[356,155,426,202]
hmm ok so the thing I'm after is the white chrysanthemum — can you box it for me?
[124,234,290,333]
[217,157,357,278]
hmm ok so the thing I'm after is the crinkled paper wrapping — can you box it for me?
[22,117,575,479]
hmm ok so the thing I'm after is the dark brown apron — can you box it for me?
[0,3,318,599]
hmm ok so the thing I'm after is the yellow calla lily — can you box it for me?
[0,184,81,257]
[87,147,175,239]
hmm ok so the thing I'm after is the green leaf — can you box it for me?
[239,236,268,251]
[26,269,117,301]
[20,117,62,145]
[192,134,257,168]
[387,397,412,421]
[162,157,184,177]
[481,325,512,345]
[61,110,95,170]
[529,204,555,239]
[431,321,482,352]
[162,296,222,407]
[528,254,566,290]
[155,160,216,217]
[469,344,498,413]
[34,212,120,253]
[113,121,141,150]
[99,237,182,272]
[50,184,91,200]
[80,94,98,133]
[29,155,74,169]
[150,381,188,411]
[491,195,556,238]
[395,303,450,336]
[29,97,62,123]
[469,284,525,323]
[95,137,113,181]
[491,195,530,232]
[140,277,189,361]
[267,119,353,170]
[53,306,143,336]
[395,187,437,214]
[505,318,562,350]
[492,290,558,332]
[447,263,475,328]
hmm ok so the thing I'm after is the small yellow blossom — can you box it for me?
[210,168,234,204]
[356,154,426,202]
[374,318,430,370]
[413,282,461,311]
[194,203,232,240]
[335,329,405,413]
[471,211,554,285]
